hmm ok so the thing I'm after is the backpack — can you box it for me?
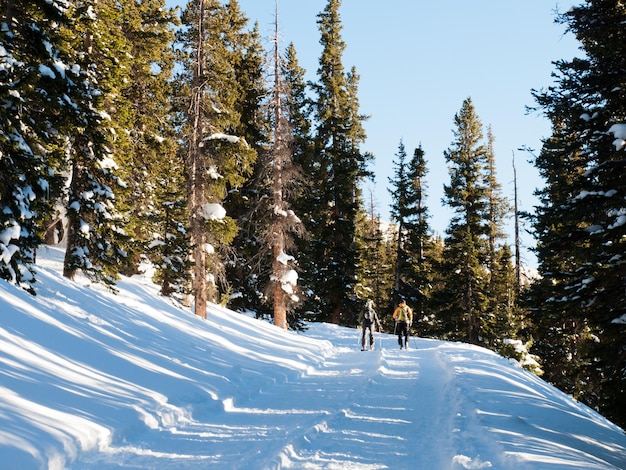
[398,306,408,322]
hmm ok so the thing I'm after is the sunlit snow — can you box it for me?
[0,247,624,469]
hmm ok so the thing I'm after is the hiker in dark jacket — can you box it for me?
[358,299,380,351]
[393,299,413,349]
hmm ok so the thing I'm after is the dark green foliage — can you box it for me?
[61,0,131,286]
[114,0,179,277]
[528,0,626,428]
[439,98,490,344]
[301,0,370,325]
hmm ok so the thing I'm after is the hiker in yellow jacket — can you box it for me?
[393,299,413,349]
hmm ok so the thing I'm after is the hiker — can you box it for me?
[393,298,413,349]
[358,299,380,351]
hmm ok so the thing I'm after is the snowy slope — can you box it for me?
[0,247,625,470]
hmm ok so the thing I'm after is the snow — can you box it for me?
[0,220,20,245]
[0,246,625,470]
[277,251,294,265]
[608,123,626,151]
[200,203,226,221]
[207,133,240,144]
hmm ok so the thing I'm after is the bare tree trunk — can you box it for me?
[188,0,207,318]
[513,151,521,292]
[63,163,80,280]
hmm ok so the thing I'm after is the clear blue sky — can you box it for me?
[234,1,582,266]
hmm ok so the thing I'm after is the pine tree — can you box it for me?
[114,0,180,277]
[440,97,490,344]
[405,145,433,324]
[226,5,305,329]
[485,126,510,273]
[61,0,129,286]
[175,0,256,317]
[266,7,305,329]
[0,0,72,291]
[483,126,519,347]
[529,0,626,427]
[388,140,411,302]
[305,0,370,325]
[388,141,434,334]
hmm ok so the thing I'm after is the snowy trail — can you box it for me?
[73,332,468,469]
[2,247,626,469]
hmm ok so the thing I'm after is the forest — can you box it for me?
[0,0,624,428]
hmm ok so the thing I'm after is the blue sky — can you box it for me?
[237,1,582,267]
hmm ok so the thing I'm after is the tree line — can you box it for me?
[1,0,624,428]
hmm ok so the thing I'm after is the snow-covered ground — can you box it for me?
[0,246,625,469]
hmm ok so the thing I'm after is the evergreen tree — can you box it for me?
[388,140,411,302]
[483,126,519,347]
[305,0,370,325]
[354,193,394,329]
[529,0,626,427]
[221,13,271,317]
[266,9,305,329]
[226,7,305,329]
[440,97,490,344]
[0,0,72,291]
[405,145,433,325]
[114,0,180,277]
[175,0,256,316]
[281,42,318,326]
[61,0,129,286]
[388,141,434,334]
[485,126,510,273]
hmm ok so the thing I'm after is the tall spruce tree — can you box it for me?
[440,97,490,344]
[483,126,519,348]
[388,140,412,302]
[114,0,180,277]
[529,0,626,427]
[266,7,305,329]
[226,6,305,329]
[388,141,434,332]
[62,0,129,286]
[305,0,370,325]
[405,145,434,327]
[0,0,73,290]
[176,0,256,317]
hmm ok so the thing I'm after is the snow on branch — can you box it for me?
[199,203,226,221]
[608,123,626,151]
[206,133,240,144]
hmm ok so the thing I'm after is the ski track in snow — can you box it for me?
[1,247,626,469]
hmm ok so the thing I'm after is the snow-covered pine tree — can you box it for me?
[529,0,626,428]
[266,5,305,329]
[61,0,130,286]
[224,4,306,329]
[0,0,71,291]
